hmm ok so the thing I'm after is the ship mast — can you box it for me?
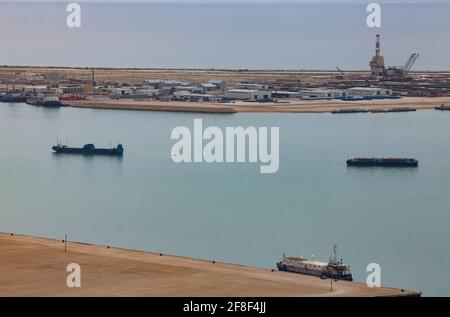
[329,244,339,265]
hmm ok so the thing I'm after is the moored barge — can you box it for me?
[347,157,418,167]
[277,245,353,281]
[52,143,124,156]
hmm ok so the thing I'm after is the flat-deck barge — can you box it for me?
[347,157,418,167]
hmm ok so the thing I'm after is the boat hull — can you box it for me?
[52,146,123,156]
[276,263,353,281]
[347,158,418,167]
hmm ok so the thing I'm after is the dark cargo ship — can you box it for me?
[26,96,65,108]
[347,157,418,167]
[277,245,353,281]
[435,105,450,111]
[0,93,27,103]
[52,143,124,156]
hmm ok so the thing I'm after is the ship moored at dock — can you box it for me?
[277,245,353,281]
[26,96,65,108]
[52,143,124,156]
[435,104,450,111]
[347,157,418,167]
[0,93,27,103]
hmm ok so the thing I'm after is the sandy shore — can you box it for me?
[0,232,419,297]
[66,97,450,114]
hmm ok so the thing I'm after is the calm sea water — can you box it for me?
[1,103,449,296]
[0,2,450,69]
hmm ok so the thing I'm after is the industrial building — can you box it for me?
[370,34,385,76]
[174,86,204,93]
[369,34,419,80]
[110,87,133,98]
[173,91,221,102]
[272,87,393,100]
[135,88,160,97]
[60,85,83,94]
[225,89,270,101]
[271,91,303,99]
[23,85,48,94]
[143,79,187,89]
[236,83,269,90]
[207,80,226,90]
[299,89,345,100]
[346,87,393,98]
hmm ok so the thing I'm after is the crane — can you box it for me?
[403,53,419,73]
[336,67,352,86]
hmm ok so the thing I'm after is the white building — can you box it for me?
[271,91,302,99]
[110,87,133,98]
[23,85,48,94]
[346,87,392,98]
[225,89,270,101]
[143,79,163,88]
[207,80,226,90]
[201,83,219,91]
[299,89,339,100]
[143,79,187,89]
[135,88,160,97]
[236,83,269,90]
[59,86,82,94]
[174,86,204,93]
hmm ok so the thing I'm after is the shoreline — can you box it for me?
[0,232,420,297]
[65,96,450,114]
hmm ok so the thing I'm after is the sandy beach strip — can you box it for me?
[65,97,450,114]
[0,232,420,297]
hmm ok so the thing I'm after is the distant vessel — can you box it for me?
[370,107,417,113]
[347,157,418,167]
[277,245,353,281]
[52,143,124,156]
[435,104,450,111]
[0,93,27,103]
[41,96,65,108]
[26,96,65,108]
[331,109,368,114]
[389,107,417,112]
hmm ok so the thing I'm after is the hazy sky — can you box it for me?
[1,1,449,69]
[2,0,449,3]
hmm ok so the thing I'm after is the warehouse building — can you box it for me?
[225,89,270,101]
[346,87,393,98]
[236,82,270,90]
[135,88,160,97]
[175,86,204,93]
[60,85,83,94]
[299,89,341,100]
[207,80,226,90]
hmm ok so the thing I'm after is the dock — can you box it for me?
[0,232,420,297]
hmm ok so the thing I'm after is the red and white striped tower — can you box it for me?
[375,34,381,56]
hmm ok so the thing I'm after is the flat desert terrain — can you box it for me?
[0,232,419,297]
